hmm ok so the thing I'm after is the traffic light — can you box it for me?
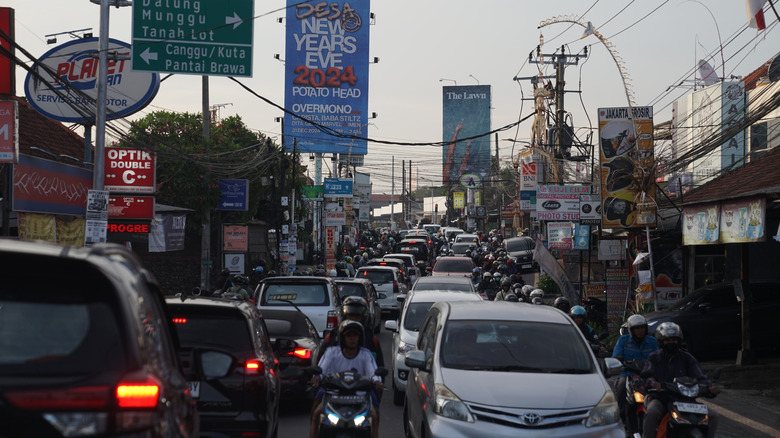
[435,203,438,211]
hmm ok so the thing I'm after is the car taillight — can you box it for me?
[291,348,311,359]
[326,310,338,330]
[5,386,110,409]
[245,360,264,375]
[393,281,399,294]
[116,374,161,408]
[172,317,187,324]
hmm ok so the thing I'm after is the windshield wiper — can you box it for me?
[547,368,591,374]
[458,365,546,372]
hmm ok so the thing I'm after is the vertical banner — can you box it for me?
[533,237,577,304]
[720,82,746,170]
[442,85,491,184]
[283,0,371,154]
[598,106,655,229]
[605,267,629,331]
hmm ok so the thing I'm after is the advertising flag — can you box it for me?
[283,0,371,154]
[442,85,491,184]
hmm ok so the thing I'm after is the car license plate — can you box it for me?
[675,402,707,414]
[521,264,532,269]
[187,381,200,399]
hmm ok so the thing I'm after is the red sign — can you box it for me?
[106,221,150,234]
[0,8,13,96]
[104,148,156,193]
[0,100,17,163]
[108,195,155,219]
[224,225,248,251]
[500,205,514,219]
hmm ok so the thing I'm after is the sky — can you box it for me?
[8,0,779,192]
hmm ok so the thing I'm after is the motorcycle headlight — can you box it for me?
[433,384,474,423]
[676,382,700,398]
[633,391,645,404]
[585,391,620,427]
[353,414,367,426]
[326,412,340,426]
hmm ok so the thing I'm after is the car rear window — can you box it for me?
[0,260,126,376]
[434,259,473,272]
[262,283,329,306]
[358,270,394,285]
[505,238,535,252]
[261,310,312,338]
[441,320,593,372]
[384,256,414,268]
[337,283,368,300]
[413,281,473,292]
[398,243,427,256]
[169,306,253,351]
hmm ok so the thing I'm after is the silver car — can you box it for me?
[403,301,623,438]
[355,265,408,318]
[385,290,483,406]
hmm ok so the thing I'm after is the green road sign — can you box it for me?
[131,0,253,77]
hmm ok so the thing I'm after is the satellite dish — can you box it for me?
[768,55,780,82]
[698,59,719,86]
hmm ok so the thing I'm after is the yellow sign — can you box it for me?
[19,213,56,242]
[453,192,465,209]
[56,217,86,246]
[474,191,481,206]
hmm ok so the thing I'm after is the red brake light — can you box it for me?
[116,374,161,408]
[379,262,387,265]
[245,360,264,375]
[291,348,311,359]
[6,386,110,409]
[172,317,187,324]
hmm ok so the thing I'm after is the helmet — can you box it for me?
[344,256,352,263]
[655,322,682,343]
[329,269,338,277]
[253,265,264,273]
[505,293,519,302]
[521,285,534,297]
[231,274,247,285]
[553,297,571,313]
[570,305,587,317]
[317,264,325,270]
[267,270,277,277]
[472,268,480,274]
[530,289,544,299]
[221,268,232,277]
[500,277,512,287]
[342,296,368,321]
[338,319,365,348]
[626,314,648,332]
[483,272,492,279]
[506,259,514,267]
[531,297,544,305]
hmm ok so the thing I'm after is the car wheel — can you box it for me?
[393,380,404,406]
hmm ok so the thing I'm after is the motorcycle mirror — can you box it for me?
[375,367,389,378]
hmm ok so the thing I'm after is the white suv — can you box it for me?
[384,289,483,405]
[255,276,341,337]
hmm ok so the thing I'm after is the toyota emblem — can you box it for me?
[522,413,542,425]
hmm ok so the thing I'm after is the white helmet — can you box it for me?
[530,289,544,299]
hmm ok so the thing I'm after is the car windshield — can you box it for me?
[434,259,473,272]
[337,283,368,300]
[440,320,593,373]
[403,302,435,331]
[413,279,472,292]
[505,238,534,252]
[262,283,329,306]
[359,270,394,285]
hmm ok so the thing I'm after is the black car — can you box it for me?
[645,281,780,358]
[262,308,324,402]
[0,241,198,438]
[503,236,538,273]
[166,296,281,437]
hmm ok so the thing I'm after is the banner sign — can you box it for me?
[325,211,346,226]
[453,191,465,209]
[605,267,630,331]
[224,225,249,251]
[302,185,324,200]
[579,195,601,224]
[225,253,245,274]
[519,190,536,211]
[683,197,765,245]
[18,212,56,242]
[0,100,18,163]
[598,106,655,229]
[24,38,159,123]
[13,154,92,216]
[108,195,154,220]
[324,178,353,198]
[442,85,491,184]
[598,239,625,260]
[520,159,540,191]
[149,214,186,252]
[104,148,156,193]
[283,0,371,154]
[572,223,591,250]
[533,236,577,304]
[535,185,588,221]
[547,222,573,249]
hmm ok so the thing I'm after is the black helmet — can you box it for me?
[338,319,365,348]
[505,293,519,302]
[500,277,512,288]
[553,297,571,313]
[231,274,247,285]
[531,297,544,305]
[342,296,368,321]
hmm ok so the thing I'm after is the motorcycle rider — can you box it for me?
[570,305,606,354]
[477,272,498,300]
[553,296,571,313]
[641,322,719,438]
[493,277,514,301]
[612,314,658,428]
[310,319,383,438]
[324,297,384,368]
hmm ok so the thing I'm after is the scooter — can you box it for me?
[312,366,389,438]
[622,359,647,436]
[635,376,716,438]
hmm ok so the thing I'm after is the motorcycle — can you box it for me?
[311,366,389,438]
[622,359,648,436]
[635,376,716,438]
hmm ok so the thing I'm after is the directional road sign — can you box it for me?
[132,0,254,77]
[218,179,249,211]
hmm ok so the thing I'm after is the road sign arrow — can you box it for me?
[226,12,243,29]
[140,48,158,64]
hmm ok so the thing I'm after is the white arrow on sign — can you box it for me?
[140,48,158,64]
[226,12,243,29]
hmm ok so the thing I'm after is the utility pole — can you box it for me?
[390,156,395,231]
[401,160,406,225]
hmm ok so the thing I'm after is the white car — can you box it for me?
[355,265,408,318]
[384,289,483,406]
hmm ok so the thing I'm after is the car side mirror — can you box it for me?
[385,320,398,332]
[198,350,235,379]
[600,357,622,378]
[397,294,407,303]
[404,350,427,371]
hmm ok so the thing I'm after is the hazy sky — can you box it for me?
[8,0,779,192]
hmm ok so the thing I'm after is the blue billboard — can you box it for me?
[324,178,353,198]
[283,0,371,155]
[442,85,491,185]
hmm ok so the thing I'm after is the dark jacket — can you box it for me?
[641,349,711,401]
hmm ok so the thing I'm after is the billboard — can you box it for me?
[283,0,371,154]
[104,148,156,193]
[598,106,655,229]
[13,154,93,216]
[0,100,18,163]
[442,85,491,184]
